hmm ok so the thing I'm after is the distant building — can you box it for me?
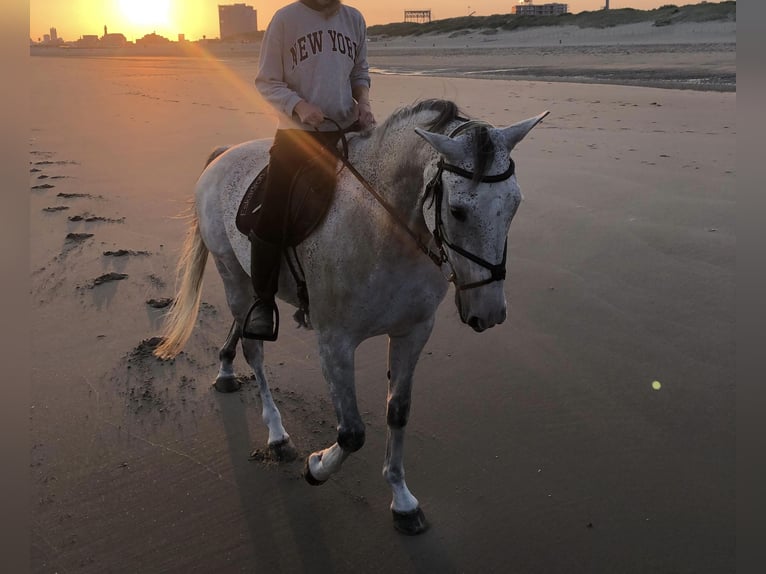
[41,27,63,45]
[178,33,186,42]
[404,10,432,23]
[101,33,128,47]
[76,34,100,47]
[135,32,171,46]
[219,3,258,40]
[512,1,568,16]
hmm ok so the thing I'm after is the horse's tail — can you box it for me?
[154,145,230,359]
[154,206,209,360]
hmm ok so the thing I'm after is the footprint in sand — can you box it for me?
[69,214,125,224]
[84,272,129,288]
[103,249,150,257]
[146,297,173,309]
[57,192,100,199]
[33,160,79,166]
[42,206,70,213]
[65,232,94,242]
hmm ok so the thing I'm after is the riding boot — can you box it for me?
[242,233,281,341]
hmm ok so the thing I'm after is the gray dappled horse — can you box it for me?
[155,99,547,534]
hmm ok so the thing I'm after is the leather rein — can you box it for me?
[325,117,515,291]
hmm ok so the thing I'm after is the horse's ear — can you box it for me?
[414,127,464,162]
[500,111,550,150]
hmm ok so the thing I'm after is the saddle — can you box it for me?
[235,153,338,246]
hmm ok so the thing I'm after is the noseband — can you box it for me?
[426,121,515,291]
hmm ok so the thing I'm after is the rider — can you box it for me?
[245,0,376,340]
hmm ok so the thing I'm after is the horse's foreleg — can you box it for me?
[383,320,434,535]
[305,334,363,484]
[212,253,297,462]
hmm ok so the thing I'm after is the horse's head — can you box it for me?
[415,111,548,332]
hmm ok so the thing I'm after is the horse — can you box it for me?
[154,99,548,534]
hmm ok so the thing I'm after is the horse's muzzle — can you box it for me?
[456,291,507,332]
[466,312,506,333]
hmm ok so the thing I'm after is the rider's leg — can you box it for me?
[242,129,338,340]
[241,130,295,341]
[242,232,281,340]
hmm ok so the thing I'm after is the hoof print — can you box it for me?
[65,232,93,242]
[104,249,150,257]
[146,297,173,309]
[88,272,128,288]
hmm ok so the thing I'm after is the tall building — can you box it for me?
[512,1,568,16]
[218,3,258,40]
[49,27,58,42]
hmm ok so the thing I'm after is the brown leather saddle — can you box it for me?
[235,154,338,246]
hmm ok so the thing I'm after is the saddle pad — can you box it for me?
[235,165,268,236]
[235,155,338,247]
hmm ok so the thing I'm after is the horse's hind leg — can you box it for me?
[213,320,241,393]
[239,336,298,461]
[383,320,434,535]
[212,252,298,462]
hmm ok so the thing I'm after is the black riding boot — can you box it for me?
[242,233,281,341]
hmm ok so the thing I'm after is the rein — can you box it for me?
[324,118,444,267]
[323,117,514,290]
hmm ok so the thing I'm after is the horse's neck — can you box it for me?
[348,127,432,219]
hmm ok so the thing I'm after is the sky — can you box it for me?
[30,1,721,42]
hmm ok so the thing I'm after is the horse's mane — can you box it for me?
[376,98,463,134]
[354,99,496,183]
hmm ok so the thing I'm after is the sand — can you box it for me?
[30,25,734,574]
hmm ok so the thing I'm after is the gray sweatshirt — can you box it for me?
[255,2,371,131]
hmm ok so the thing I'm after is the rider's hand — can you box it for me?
[355,100,376,130]
[294,100,325,128]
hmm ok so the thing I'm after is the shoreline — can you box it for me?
[30,22,736,92]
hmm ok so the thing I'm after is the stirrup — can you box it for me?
[242,301,280,341]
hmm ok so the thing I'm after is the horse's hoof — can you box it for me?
[213,375,240,393]
[303,457,326,486]
[392,508,429,535]
[268,438,299,462]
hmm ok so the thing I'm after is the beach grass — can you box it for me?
[368,1,736,38]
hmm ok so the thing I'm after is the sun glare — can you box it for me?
[118,0,172,28]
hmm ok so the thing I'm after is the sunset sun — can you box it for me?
[118,0,172,28]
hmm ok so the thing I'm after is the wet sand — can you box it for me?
[30,45,734,573]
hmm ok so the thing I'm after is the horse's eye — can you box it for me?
[450,207,467,222]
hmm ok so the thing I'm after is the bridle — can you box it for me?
[325,117,516,291]
[426,120,515,291]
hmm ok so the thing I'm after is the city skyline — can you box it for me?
[30,1,728,43]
